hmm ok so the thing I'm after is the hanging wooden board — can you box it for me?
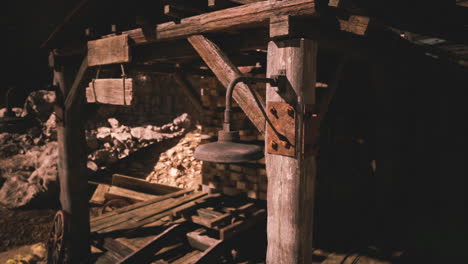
[86,78,133,105]
[88,35,131,66]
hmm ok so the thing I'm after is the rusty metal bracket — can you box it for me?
[266,101,296,157]
[266,102,320,157]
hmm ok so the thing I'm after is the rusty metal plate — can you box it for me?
[266,101,296,157]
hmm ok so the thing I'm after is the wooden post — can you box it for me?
[265,39,318,264]
[51,52,91,263]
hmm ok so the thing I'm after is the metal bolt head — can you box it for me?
[282,141,291,149]
[270,107,278,117]
[271,141,278,150]
[287,108,294,118]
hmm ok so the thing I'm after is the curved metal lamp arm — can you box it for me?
[224,76,279,132]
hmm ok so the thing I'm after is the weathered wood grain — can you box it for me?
[91,192,206,233]
[86,79,133,105]
[117,224,185,264]
[90,189,193,223]
[188,34,266,134]
[54,55,91,262]
[112,174,181,195]
[338,15,371,36]
[88,35,131,66]
[90,184,111,205]
[105,186,159,203]
[229,0,263,4]
[266,38,318,264]
[270,15,294,39]
[123,0,315,45]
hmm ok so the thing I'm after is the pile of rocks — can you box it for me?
[4,243,46,264]
[0,142,58,208]
[146,129,202,189]
[1,98,192,208]
[87,113,191,171]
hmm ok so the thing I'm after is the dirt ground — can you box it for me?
[0,206,55,253]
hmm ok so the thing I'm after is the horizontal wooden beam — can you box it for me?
[133,29,268,64]
[122,0,316,45]
[88,35,131,66]
[229,0,263,4]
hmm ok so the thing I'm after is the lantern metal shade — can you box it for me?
[194,76,279,163]
[194,138,264,163]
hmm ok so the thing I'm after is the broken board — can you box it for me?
[88,35,131,66]
[86,78,133,105]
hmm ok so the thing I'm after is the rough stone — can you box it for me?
[0,142,58,208]
[146,129,202,189]
[22,90,56,122]
[107,118,120,129]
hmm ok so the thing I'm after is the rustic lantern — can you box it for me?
[194,76,280,163]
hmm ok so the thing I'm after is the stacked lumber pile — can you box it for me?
[201,161,267,200]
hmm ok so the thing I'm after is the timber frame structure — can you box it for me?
[44,0,468,263]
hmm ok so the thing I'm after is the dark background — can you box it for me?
[2,1,83,104]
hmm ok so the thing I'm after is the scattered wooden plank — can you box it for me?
[187,229,220,251]
[112,174,181,195]
[117,223,186,264]
[91,188,193,223]
[91,192,207,233]
[90,184,111,205]
[101,238,135,259]
[170,250,201,264]
[188,35,266,134]
[219,209,265,240]
[191,239,225,264]
[196,208,224,219]
[88,34,131,66]
[105,186,159,203]
[172,194,221,218]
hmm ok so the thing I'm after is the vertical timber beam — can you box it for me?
[51,51,91,263]
[265,38,318,264]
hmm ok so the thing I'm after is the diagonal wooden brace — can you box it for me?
[188,34,266,134]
